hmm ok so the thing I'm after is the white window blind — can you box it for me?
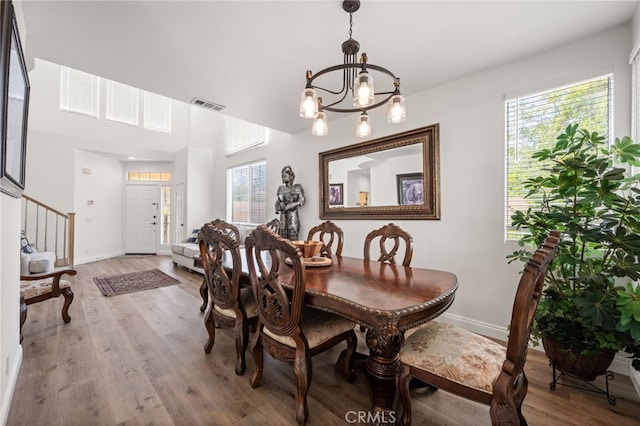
[143,91,172,132]
[505,75,613,241]
[60,66,100,118]
[227,160,267,224]
[224,116,268,155]
[106,80,139,125]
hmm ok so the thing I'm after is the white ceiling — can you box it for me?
[20,1,639,135]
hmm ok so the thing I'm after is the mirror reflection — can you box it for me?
[328,144,423,208]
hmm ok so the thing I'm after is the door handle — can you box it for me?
[151,222,157,225]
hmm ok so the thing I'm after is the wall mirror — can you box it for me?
[319,124,440,220]
[0,1,30,198]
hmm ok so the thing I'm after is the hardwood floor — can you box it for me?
[7,255,640,425]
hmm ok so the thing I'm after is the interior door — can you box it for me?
[125,184,159,254]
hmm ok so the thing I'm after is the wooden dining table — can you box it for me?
[202,253,458,421]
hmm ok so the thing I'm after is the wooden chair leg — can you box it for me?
[61,288,74,324]
[294,352,312,425]
[343,330,357,383]
[249,330,263,388]
[234,317,248,376]
[203,308,215,353]
[19,296,27,344]
[398,364,413,426]
[199,279,208,312]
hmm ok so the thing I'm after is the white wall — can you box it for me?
[0,196,22,425]
[74,150,125,263]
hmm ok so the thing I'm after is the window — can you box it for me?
[224,116,268,155]
[505,75,613,240]
[227,160,267,224]
[106,80,139,125]
[161,185,171,245]
[127,172,171,182]
[60,66,100,118]
[144,91,172,132]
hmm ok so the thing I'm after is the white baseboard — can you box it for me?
[630,365,640,397]
[0,346,23,425]
[438,312,631,377]
[74,250,124,265]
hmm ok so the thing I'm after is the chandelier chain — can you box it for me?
[349,12,353,39]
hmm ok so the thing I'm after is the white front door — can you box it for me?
[125,184,158,254]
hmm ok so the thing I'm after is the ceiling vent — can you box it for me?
[190,97,226,111]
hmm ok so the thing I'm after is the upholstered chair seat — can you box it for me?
[263,308,356,348]
[21,276,72,300]
[400,322,505,396]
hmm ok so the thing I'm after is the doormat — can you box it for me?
[93,269,180,297]
[113,254,154,259]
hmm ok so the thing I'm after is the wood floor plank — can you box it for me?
[8,255,640,425]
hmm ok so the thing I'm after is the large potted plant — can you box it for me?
[508,123,640,381]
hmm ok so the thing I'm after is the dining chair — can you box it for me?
[397,231,560,425]
[199,220,258,376]
[364,222,413,266]
[306,220,344,257]
[245,225,357,425]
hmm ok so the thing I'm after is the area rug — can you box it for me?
[93,269,180,297]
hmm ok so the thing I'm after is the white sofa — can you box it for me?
[171,224,257,274]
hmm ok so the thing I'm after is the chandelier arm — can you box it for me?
[309,62,397,83]
[322,93,395,113]
[309,63,400,101]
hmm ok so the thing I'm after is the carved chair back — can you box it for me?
[265,218,281,235]
[364,222,413,266]
[245,224,305,338]
[307,220,344,257]
[198,220,241,309]
[500,231,559,390]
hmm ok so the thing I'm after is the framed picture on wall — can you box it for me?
[329,183,343,206]
[0,1,30,198]
[397,173,424,206]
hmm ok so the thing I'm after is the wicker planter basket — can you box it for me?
[542,337,616,382]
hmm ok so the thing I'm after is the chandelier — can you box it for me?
[299,0,407,138]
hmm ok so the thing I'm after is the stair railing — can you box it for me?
[21,194,75,267]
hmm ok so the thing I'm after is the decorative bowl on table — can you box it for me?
[287,240,332,267]
[291,240,323,258]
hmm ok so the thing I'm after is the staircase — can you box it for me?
[21,194,75,267]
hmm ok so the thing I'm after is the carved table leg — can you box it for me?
[362,323,404,425]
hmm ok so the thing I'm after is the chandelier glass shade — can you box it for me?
[299,0,406,138]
